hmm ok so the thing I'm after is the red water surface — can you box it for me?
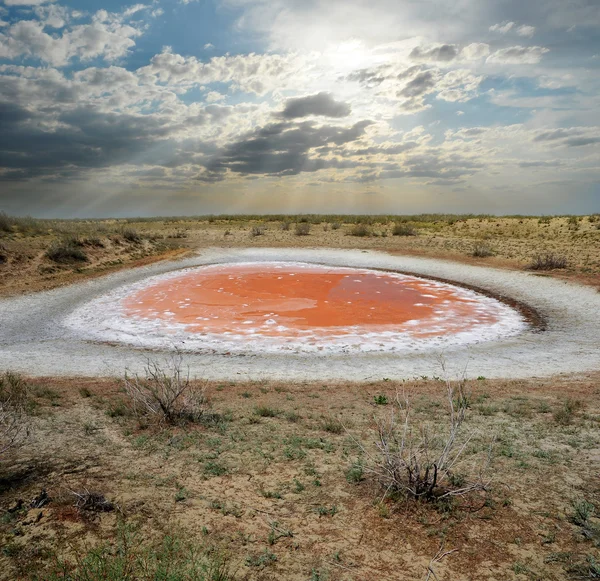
[122,263,499,338]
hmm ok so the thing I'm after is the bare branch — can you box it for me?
[123,354,208,425]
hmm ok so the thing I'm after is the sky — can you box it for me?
[0,0,599,217]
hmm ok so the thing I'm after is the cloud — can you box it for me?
[139,48,312,95]
[0,0,599,215]
[533,127,600,147]
[345,66,390,87]
[409,44,459,62]
[201,119,372,181]
[460,43,490,60]
[518,160,562,168]
[122,4,149,18]
[489,21,515,34]
[399,70,437,97]
[0,9,144,66]
[205,91,225,103]
[33,3,69,28]
[516,24,536,37]
[278,92,351,119]
[489,21,535,37]
[487,45,549,64]
[3,0,55,5]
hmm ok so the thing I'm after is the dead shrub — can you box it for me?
[123,355,209,425]
[71,489,115,513]
[527,252,568,270]
[350,370,491,503]
[250,225,265,237]
[0,371,30,457]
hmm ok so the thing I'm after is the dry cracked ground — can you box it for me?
[1,213,599,580]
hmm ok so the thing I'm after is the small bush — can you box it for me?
[123,355,209,425]
[0,213,46,235]
[350,224,371,237]
[46,240,88,263]
[250,225,265,237]
[315,505,338,517]
[295,222,310,236]
[374,395,388,405]
[331,222,341,230]
[472,244,494,258]
[321,417,343,434]
[84,237,105,248]
[345,461,364,483]
[246,549,277,568]
[121,228,142,243]
[527,253,568,270]
[570,499,595,528]
[0,212,12,233]
[392,223,417,236]
[353,373,491,502]
[254,406,278,418]
[281,221,291,231]
[0,371,30,456]
[553,398,583,425]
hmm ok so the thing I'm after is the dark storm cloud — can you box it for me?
[409,44,459,62]
[200,119,372,181]
[278,92,351,119]
[0,101,219,182]
[0,108,166,180]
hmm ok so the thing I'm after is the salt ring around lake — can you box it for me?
[0,248,598,380]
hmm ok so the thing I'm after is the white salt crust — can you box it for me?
[1,248,599,380]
